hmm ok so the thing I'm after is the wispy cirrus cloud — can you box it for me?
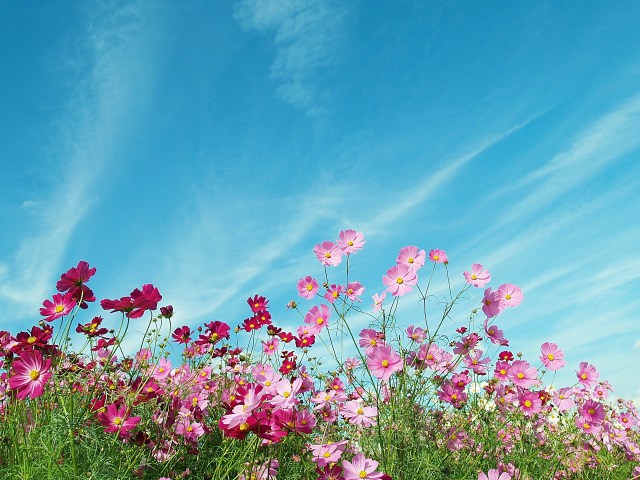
[0,1,153,322]
[234,0,348,116]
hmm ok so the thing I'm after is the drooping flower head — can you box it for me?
[482,288,504,319]
[56,260,97,308]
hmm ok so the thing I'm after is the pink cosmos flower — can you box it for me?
[297,276,319,299]
[478,469,512,480]
[463,263,491,288]
[518,390,542,417]
[324,284,345,304]
[497,283,524,308]
[482,288,505,318]
[366,345,403,382]
[40,291,75,322]
[345,281,365,302]
[484,320,508,346]
[337,229,365,254]
[576,362,599,389]
[553,387,575,412]
[340,400,378,427]
[98,403,141,438]
[579,399,605,424]
[262,337,279,355]
[507,360,538,388]
[342,453,384,480]
[313,241,343,267]
[310,441,347,467]
[371,292,386,312]
[575,416,602,435]
[406,325,427,343]
[8,350,52,399]
[176,418,205,442]
[429,249,448,263]
[539,342,565,371]
[396,246,426,271]
[382,264,417,296]
[303,304,331,335]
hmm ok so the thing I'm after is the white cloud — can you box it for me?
[235,0,347,115]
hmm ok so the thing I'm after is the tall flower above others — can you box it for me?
[337,229,365,254]
[540,342,565,371]
[313,241,343,267]
[8,350,52,399]
[576,362,599,389]
[482,288,504,319]
[56,260,97,308]
[40,291,75,322]
[382,264,417,296]
[429,249,448,264]
[101,284,162,319]
[396,246,426,271]
[463,263,491,288]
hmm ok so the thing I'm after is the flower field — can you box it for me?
[0,230,638,479]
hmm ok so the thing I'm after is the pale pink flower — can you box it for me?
[324,284,344,304]
[345,281,364,302]
[340,400,377,427]
[371,292,386,312]
[342,453,384,480]
[297,276,319,299]
[575,415,602,435]
[539,342,565,371]
[428,249,448,263]
[484,320,508,346]
[396,246,425,271]
[497,283,524,308]
[313,241,343,267]
[382,264,417,296]
[310,441,347,467]
[518,390,542,417]
[553,387,575,412]
[359,329,384,353]
[337,229,365,254]
[304,304,331,334]
[576,362,599,389]
[478,469,512,480]
[406,325,427,343]
[262,337,279,355]
[366,345,403,382]
[464,263,491,288]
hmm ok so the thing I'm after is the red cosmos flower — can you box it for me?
[91,337,116,352]
[172,326,192,344]
[159,305,173,318]
[56,260,97,308]
[278,331,295,343]
[195,321,230,345]
[40,291,75,322]
[101,284,162,319]
[247,294,269,313]
[76,316,108,338]
[97,402,141,438]
[8,350,52,399]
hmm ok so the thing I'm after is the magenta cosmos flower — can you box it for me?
[313,241,343,267]
[342,453,384,480]
[8,350,52,399]
[297,276,319,299]
[101,284,162,319]
[98,402,141,438]
[396,245,426,271]
[337,229,365,254]
[40,291,75,322]
[366,345,403,382]
[482,288,504,318]
[463,263,491,288]
[56,260,97,308]
[382,264,417,296]
[539,342,565,371]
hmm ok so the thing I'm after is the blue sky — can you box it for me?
[1,1,639,404]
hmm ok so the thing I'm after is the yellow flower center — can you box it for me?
[505,294,512,300]
[27,336,37,344]
[517,373,524,379]
[317,317,324,325]
[547,354,555,361]
[29,370,40,380]
[359,472,367,479]
[408,257,414,263]
[283,391,291,398]
[55,305,65,313]
[306,284,314,291]
[357,408,364,414]
[471,274,477,280]
[348,240,354,246]
[396,277,403,284]
[187,425,193,432]
[323,452,331,458]
[381,360,389,367]
[239,422,249,431]
[325,252,332,258]
[524,400,532,408]
[433,255,439,261]
[113,417,123,426]
[581,374,588,380]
